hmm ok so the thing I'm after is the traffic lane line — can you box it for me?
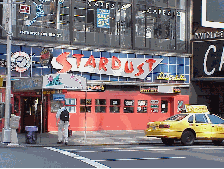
[68,148,172,153]
[44,147,110,168]
[94,157,186,162]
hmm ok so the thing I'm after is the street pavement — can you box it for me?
[0,130,161,147]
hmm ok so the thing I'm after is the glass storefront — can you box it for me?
[2,0,70,42]
[1,0,189,52]
[134,0,187,51]
[73,0,132,48]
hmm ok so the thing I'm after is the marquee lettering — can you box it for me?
[84,55,96,68]
[145,59,156,71]
[56,52,71,73]
[203,45,224,75]
[135,63,144,76]
[125,61,134,73]
[99,57,109,71]
[112,56,121,70]
[73,54,84,68]
[52,52,163,79]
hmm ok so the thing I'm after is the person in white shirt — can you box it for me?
[56,106,69,145]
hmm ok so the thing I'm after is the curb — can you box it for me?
[0,142,141,148]
[0,140,160,148]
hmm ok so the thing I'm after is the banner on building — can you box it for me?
[13,77,42,91]
[43,73,87,90]
[52,94,65,101]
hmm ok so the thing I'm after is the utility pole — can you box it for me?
[2,0,12,143]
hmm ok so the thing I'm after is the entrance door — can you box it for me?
[21,97,41,133]
[161,97,174,116]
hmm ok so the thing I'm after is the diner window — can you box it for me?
[65,98,76,113]
[110,99,120,113]
[151,100,159,113]
[124,100,134,113]
[137,100,147,113]
[80,99,92,113]
[95,99,106,113]
[161,100,168,113]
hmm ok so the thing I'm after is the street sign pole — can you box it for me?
[2,0,12,143]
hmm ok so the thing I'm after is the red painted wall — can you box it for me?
[48,91,189,131]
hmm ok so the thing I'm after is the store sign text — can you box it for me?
[203,45,224,75]
[87,85,104,91]
[157,72,186,81]
[195,31,224,39]
[51,52,163,79]
[173,87,181,93]
[145,7,181,17]
[19,30,62,37]
[140,87,158,93]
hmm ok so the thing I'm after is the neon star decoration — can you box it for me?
[70,74,84,89]
[46,74,63,86]
[26,0,65,26]
[27,0,45,26]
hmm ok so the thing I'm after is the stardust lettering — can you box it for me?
[52,53,163,79]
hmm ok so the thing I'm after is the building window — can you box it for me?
[65,98,76,113]
[73,1,86,43]
[73,1,132,48]
[134,0,187,51]
[95,99,106,113]
[14,0,70,42]
[110,99,120,113]
[124,100,134,113]
[161,100,168,113]
[80,99,92,113]
[137,100,147,113]
[151,100,159,113]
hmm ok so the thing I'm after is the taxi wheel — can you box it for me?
[181,131,195,146]
[212,140,223,146]
[161,138,174,146]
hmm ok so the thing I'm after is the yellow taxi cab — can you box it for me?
[145,105,224,146]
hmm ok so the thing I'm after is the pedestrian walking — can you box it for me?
[56,106,70,145]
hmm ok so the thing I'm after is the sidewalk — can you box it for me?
[0,130,160,147]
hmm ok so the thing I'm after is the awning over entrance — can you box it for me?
[12,77,42,92]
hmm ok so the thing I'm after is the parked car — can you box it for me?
[145,105,224,146]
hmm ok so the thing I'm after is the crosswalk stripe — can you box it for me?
[193,147,224,150]
[68,148,171,153]
[94,157,186,162]
[44,147,110,168]
[63,149,79,151]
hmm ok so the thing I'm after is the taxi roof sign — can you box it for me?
[185,105,209,113]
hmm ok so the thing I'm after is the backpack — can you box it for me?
[60,109,69,121]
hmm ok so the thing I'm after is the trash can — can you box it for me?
[25,126,38,144]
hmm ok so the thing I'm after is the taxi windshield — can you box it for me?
[165,114,188,121]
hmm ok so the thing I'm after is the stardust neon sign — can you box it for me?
[51,52,163,79]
